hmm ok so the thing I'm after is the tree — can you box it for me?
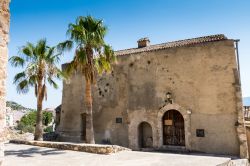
[9,39,65,140]
[43,111,53,126]
[17,111,53,133]
[59,16,115,143]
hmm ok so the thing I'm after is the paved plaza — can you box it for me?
[4,143,233,166]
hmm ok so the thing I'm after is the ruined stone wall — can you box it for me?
[245,126,250,156]
[0,0,10,164]
[58,64,129,146]
[59,39,247,157]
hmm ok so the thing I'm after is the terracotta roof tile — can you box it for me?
[115,34,228,56]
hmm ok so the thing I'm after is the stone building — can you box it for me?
[243,106,250,156]
[5,107,14,127]
[57,34,248,158]
[0,0,10,164]
[244,106,250,120]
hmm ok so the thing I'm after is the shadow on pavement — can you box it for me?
[5,147,66,158]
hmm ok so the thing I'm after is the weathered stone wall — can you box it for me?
[245,126,250,157]
[57,68,86,142]
[58,39,247,157]
[0,0,10,165]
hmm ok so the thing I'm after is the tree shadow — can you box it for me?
[5,147,66,158]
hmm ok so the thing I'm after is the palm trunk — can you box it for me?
[85,79,95,144]
[34,82,43,141]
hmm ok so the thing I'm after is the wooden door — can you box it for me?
[81,113,86,141]
[163,110,185,146]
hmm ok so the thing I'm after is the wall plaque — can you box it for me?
[196,129,205,137]
[164,120,173,126]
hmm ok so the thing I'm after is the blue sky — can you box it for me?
[7,0,250,109]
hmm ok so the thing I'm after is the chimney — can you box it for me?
[137,37,150,48]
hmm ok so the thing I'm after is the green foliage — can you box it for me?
[17,123,35,133]
[17,111,36,133]
[19,111,37,126]
[59,16,116,82]
[44,126,53,133]
[9,39,66,96]
[43,111,53,126]
[17,111,54,133]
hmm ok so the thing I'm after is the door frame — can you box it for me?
[158,103,191,150]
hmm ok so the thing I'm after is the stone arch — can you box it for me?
[157,103,191,150]
[138,121,153,148]
[127,110,157,150]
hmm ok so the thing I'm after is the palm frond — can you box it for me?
[35,39,47,59]
[28,75,37,86]
[103,44,115,63]
[64,61,77,77]
[47,77,59,89]
[13,71,26,84]
[66,16,115,83]
[16,80,29,94]
[9,56,25,67]
[12,38,67,100]
[55,68,66,79]
[46,47,61,64]
[57,40,74,52]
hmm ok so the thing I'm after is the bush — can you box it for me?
[17,111,54,133]
[18,124,35,133]
[43,112,53,126]
[19,111,37,127]
[44,126,53,133]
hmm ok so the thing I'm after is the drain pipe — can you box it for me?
[234,39,241,85]
[234,39,249,159]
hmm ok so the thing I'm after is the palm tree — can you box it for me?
[59,16,115,144]
[9,39,66,140]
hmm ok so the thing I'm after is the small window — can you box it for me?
[116,117,122,124]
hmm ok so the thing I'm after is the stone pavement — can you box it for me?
[3,143,236,166]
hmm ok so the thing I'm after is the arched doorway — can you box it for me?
[138,122,153,148]
[163,110,185,146]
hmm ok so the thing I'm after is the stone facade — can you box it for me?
[0,0,10,164]
[244,106,250,120]
[57,34,248,158]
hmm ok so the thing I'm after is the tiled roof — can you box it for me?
[115,34,228,56]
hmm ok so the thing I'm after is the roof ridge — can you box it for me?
[115,34,228,56]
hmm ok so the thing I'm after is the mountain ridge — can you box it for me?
[6,101,35,111]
